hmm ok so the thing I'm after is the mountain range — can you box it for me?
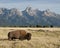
[0,7,60,27]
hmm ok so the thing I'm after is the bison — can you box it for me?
[8,30,31,41]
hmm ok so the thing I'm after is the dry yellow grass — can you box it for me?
[0,27,60,48]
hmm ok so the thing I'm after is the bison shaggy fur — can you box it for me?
[8,30,31,41]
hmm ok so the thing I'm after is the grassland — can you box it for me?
[0,27,60,48]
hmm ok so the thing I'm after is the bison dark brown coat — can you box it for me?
[8,30,31,41]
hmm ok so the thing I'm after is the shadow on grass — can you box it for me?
[0,39,8,41]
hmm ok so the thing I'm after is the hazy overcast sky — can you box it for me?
[0,0,60,14]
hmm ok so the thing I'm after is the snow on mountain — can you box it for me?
[0,7,60,26]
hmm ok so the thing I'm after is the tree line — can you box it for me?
[0,25,54,28]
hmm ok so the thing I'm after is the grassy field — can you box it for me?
[0,27,60,48]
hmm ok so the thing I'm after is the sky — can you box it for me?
[0,0,60,14]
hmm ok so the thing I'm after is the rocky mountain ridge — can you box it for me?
[0,7,60,27]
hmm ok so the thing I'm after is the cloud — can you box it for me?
[0,0,60,4]
[0,0,60,14]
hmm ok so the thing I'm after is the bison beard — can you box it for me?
[8,30,31,41]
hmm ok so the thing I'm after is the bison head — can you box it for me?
[25,33,31,41]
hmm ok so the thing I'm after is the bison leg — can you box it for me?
[19,36,24,41]
[8,37,12,40]
[8,37,15,40]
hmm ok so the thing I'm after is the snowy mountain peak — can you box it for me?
[10,8,22,16]
[25,6,32,12]
[43,9,56,16]
[45,9,51,12]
